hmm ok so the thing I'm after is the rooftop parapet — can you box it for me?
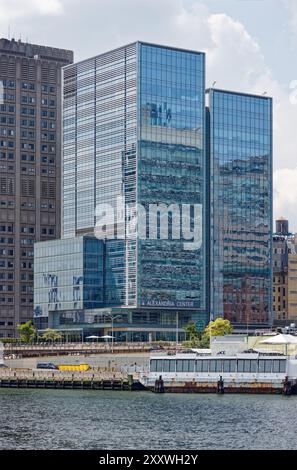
[0,37,73,63]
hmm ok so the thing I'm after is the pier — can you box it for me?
[0,370,145,391]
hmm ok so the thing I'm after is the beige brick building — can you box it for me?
[273,220,297,324]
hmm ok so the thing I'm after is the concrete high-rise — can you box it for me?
[0,38,73,338]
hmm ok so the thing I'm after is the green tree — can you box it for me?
[41,329,62,343]
[204,318,233,339]
[199,333,210,348]
[17,320,37,343]
[184,320,200,347]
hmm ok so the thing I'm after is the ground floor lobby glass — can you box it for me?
[35,308,208,342]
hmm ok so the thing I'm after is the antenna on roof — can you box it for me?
[8,25,11,40]
[212,81,217,88]
[262,91,267,96]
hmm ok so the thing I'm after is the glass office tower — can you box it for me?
[59,42,207,338]
[35,44,274,338]
[207,89,273,326]
[138,44,206,313]
[34,236,104,328]
[63,43,138,308]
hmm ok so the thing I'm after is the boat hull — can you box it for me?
[144,352,297,395]
[147,383,285,394]
[143,379,297,394]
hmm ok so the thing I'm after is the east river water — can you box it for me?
[0,389,296,450]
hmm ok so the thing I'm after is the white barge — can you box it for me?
[140,352,297,394]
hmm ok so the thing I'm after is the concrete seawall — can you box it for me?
[0,369,145,391]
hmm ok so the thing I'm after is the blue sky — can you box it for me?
[0,0,297,230]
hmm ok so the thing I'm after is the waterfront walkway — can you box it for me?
[3,342,170,358]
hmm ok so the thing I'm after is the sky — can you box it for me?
[0,0,297,230]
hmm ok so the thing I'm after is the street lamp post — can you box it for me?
[176,311,179,353]
[209,314,214,351]
[110,315,121,353]
[111,316,114,353]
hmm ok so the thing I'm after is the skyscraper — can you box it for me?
[207,89,273,327]
[34,43,274,339]
[0,38,73,338]
[35,42,208,340]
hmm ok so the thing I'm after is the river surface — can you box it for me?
[0,389,296,450]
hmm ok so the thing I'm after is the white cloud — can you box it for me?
[0,0,296,226]
[274,168,297,232]
[206,13,265,88]
[60,1,297,228]
[0,0,63,23]
[194,9,297,174]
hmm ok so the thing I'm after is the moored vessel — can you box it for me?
[140,351,297,394]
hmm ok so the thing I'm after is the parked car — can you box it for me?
[148,345,164,351]
[36,362,58,370]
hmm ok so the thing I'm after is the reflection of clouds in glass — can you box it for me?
[34,238,104,316]
[210,89,272,325]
